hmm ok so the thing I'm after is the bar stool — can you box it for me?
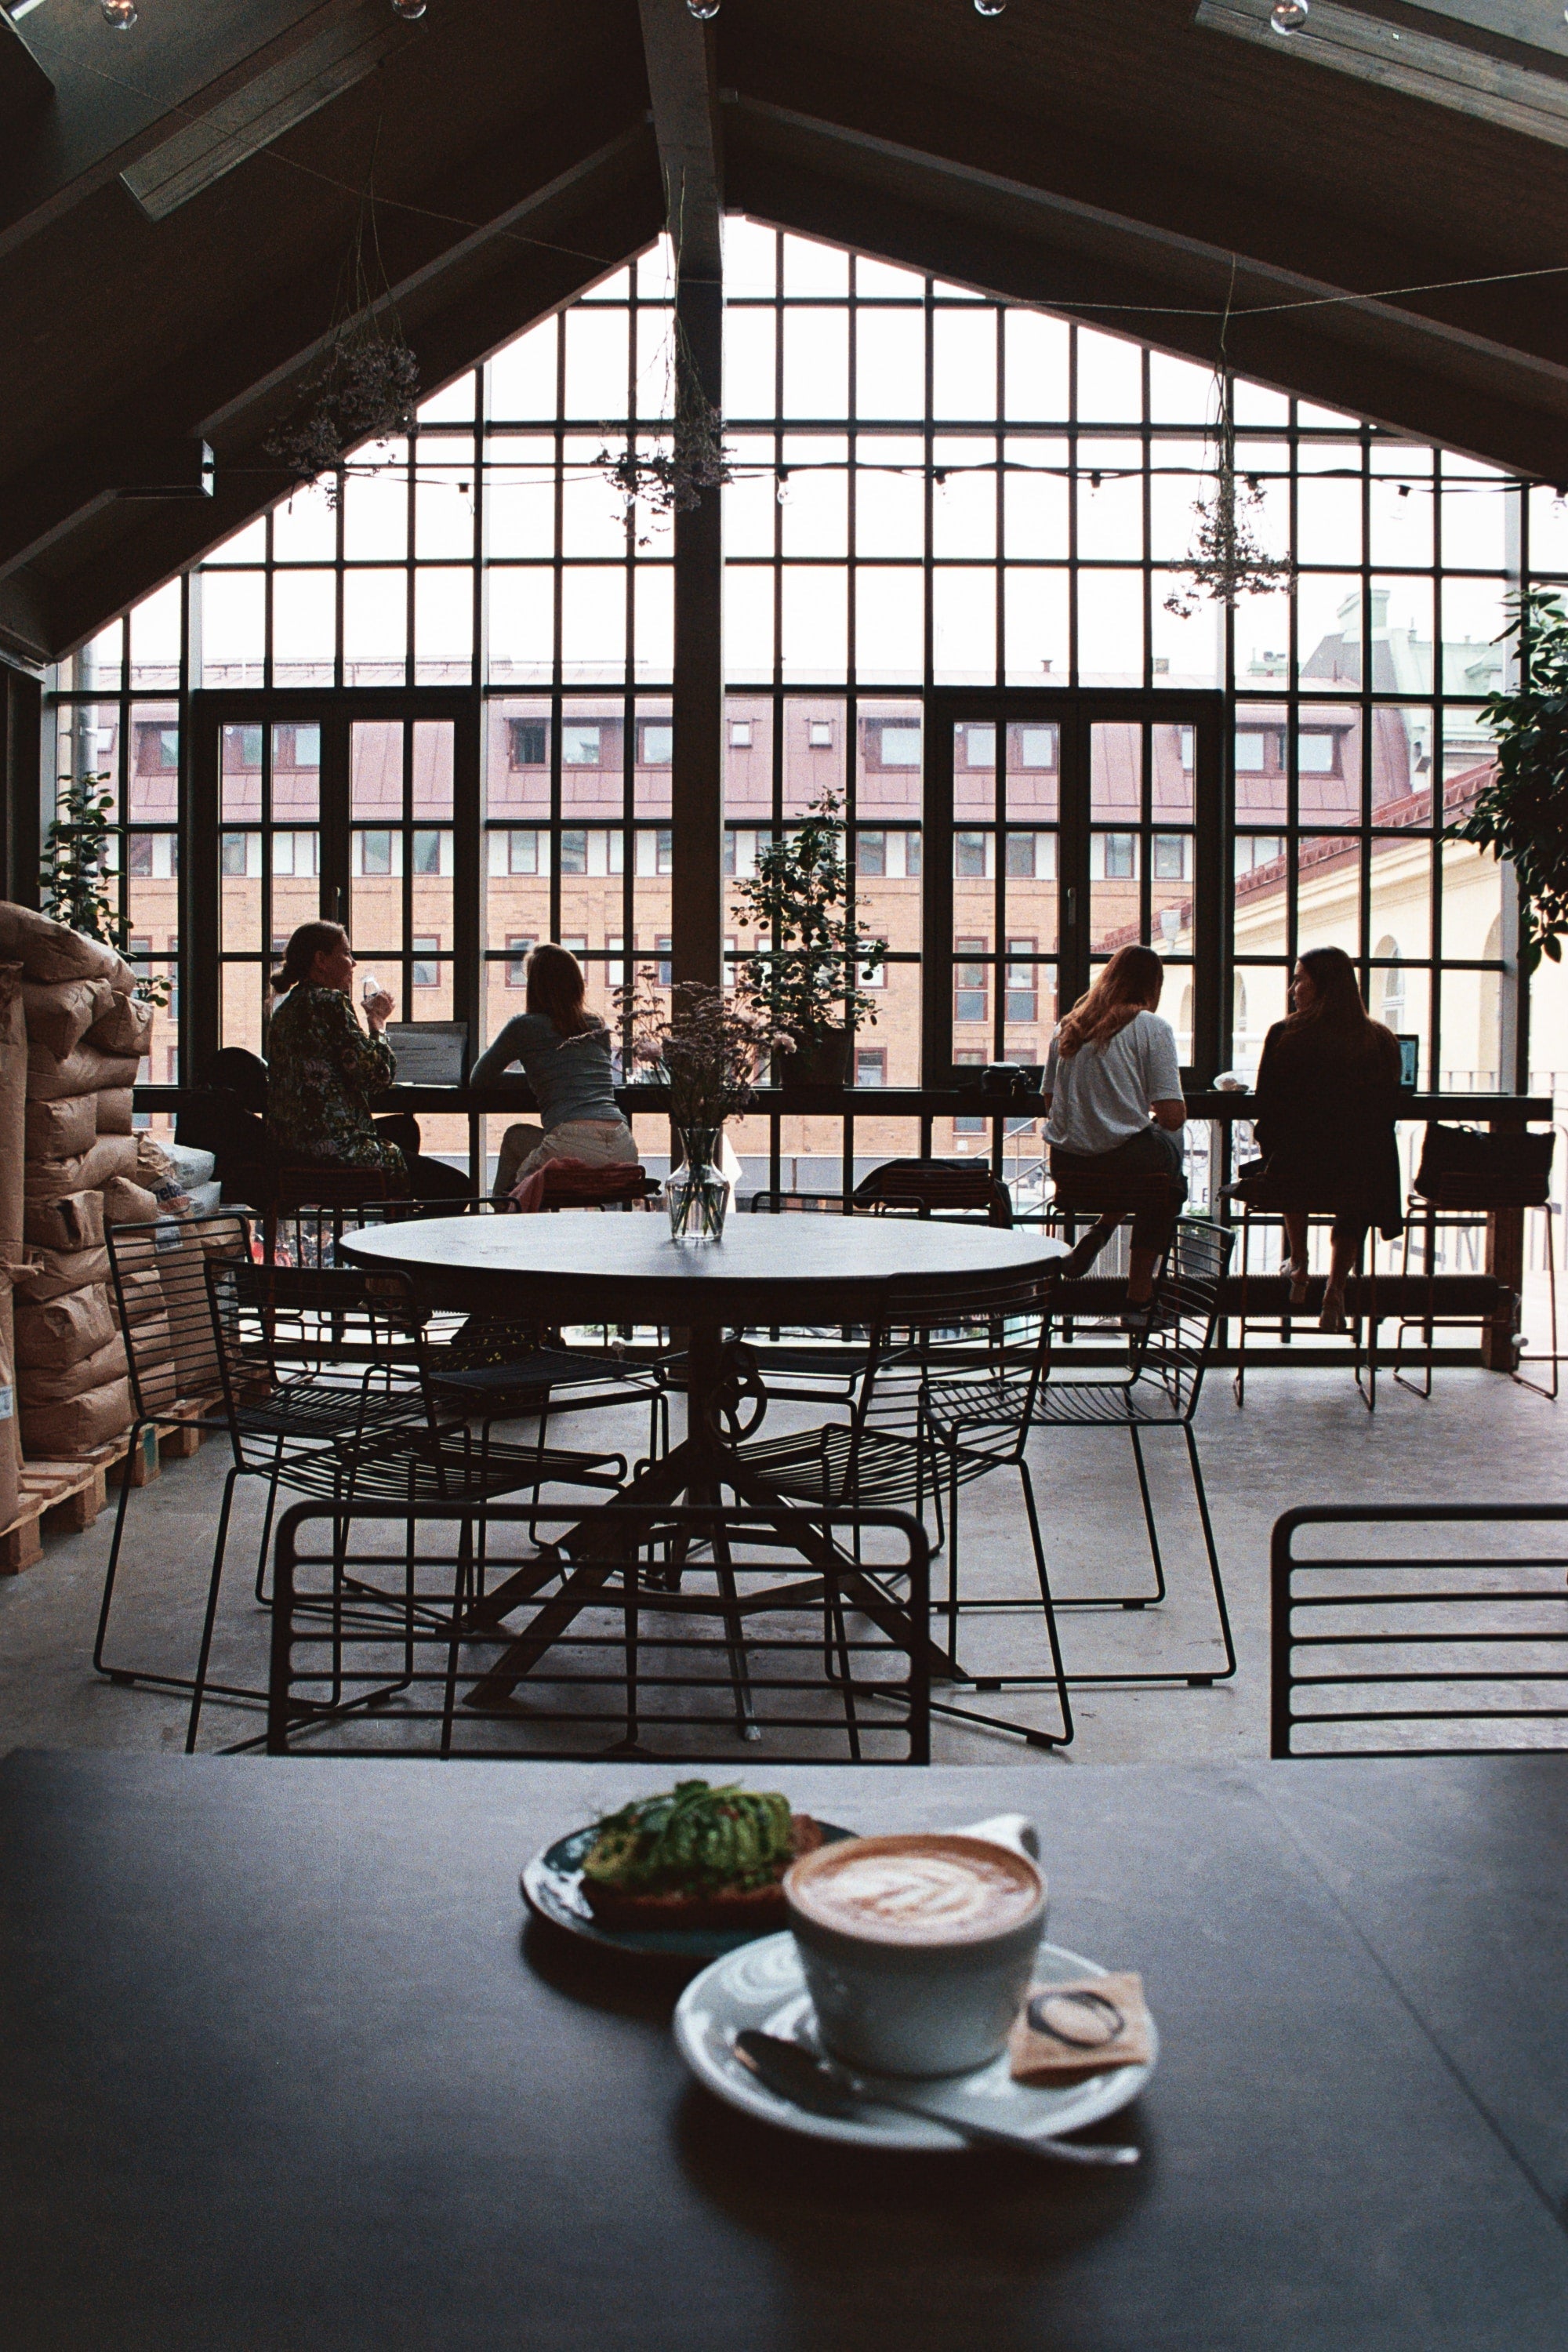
[1039,1171,1186,1326]
[851,1158,1014,1225]
[264,1163,392,1266]
[1394,1127,1558,1399]
[1223,1178,1381,1411]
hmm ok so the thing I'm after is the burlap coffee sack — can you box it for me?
[25,1095,96,1160]
[103,1175,162,1227]
[21,978,113,1061]
[0,906,136,992]
[20,1374,131,1456]
[0,1269,16,1532]
[9,1243,111,1304]
[14,1283,116,1370]
[158,1226,224,1396]
[88,990,153,1057]
[24,1189,106,1253]
[27,1042,142,1102]
[108,1266,165,1328]
[95,1089,134,1134]
[0,964,27,1505]
[18,1330,128,1404]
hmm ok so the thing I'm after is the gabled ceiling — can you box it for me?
[1,0,1566,669]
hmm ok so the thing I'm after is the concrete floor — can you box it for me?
[1,1362,1558,1768]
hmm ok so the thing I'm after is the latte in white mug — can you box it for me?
[785,1833,1046,2077]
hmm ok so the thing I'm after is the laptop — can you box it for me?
[383,1022,469,1086]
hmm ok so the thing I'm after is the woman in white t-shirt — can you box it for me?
[1043,944,1187,1327]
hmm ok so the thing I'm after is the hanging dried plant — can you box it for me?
[265,153,419,503]
[1163,372,1294,619]
[597,317,732,532]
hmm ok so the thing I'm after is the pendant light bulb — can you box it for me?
[391,0,427,17]
[687,0,720,16]
[1270,0,1308,30]
[975,0,1007,14]
[100,0,137,27]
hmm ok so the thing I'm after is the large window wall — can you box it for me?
[49,219,1558,1179]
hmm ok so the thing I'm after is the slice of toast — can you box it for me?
[581,1813,824,1933]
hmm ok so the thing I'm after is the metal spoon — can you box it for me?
[733,2029,1139,2165]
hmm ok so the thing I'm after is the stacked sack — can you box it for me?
[0,905,152,1459]
[0,965,22,1530]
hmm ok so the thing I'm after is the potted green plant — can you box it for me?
[41,770,172,1006]
[1449,587,1568,970]
[730,790,887,1085]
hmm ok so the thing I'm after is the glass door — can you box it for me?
[187,690,479,1083]
[926,691,1225,1087]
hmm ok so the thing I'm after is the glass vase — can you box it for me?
[666,1128,728,1243]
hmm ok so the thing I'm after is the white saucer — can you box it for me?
[673,1933,1156,2151]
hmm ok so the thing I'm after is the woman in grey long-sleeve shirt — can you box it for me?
[469,942,637,1200]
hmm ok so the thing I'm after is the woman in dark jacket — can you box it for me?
[1248,945,1403,1333]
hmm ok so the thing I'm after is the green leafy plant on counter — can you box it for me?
[42,771,172,1007]
[1450,587,1568,971]
[730,790,887,1082]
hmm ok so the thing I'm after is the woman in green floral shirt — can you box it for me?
[267,924,408,1181]
[265,925,470,1198]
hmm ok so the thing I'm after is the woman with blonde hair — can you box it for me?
[470,942,638,1200]
[1043,943,1187,1327]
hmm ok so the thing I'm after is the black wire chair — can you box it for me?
[171,1258,630,1751]
[94,1211,267,1702]
[1006,1217,1237,1691]
[1271,1502,1568,1757]
[266,1499,933,1764]
[735,1270,1071,1748]
[738,1189,877,1414]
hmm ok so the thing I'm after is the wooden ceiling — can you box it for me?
[2,0,1566,668]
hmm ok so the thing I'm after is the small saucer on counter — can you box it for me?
[674,1933,1156,2151]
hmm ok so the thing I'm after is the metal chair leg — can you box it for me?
[185,1466,241,1753]
[1182,1420,1237,1685]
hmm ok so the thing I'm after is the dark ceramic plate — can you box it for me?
[521,1819,856,1962]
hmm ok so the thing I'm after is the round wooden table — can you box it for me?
[338,1214,1066,1729]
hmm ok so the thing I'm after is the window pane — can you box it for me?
[856,310,924,421]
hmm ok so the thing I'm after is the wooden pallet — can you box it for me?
[0,1391,225,1573]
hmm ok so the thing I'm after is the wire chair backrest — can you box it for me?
[858,1273,1052,1446]
[1131,1218,1232,1421]
[852,1158,1014,1227]
[205,1257,426,1459]
[1271,1502,1568,1758]
[107,1213,252,1424]
[268,1498,932,1762]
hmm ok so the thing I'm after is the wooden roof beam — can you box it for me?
[32,146,664,656]
[637,0,722,279]
[0,109,653,593]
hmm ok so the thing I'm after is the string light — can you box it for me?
[100,0,137,26]
[1270,1,1309,31]
[390,0,427,17]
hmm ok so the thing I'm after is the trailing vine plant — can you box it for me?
[1449,586,1568,969]
[42,771,172,1004]
[264,147,419,503]
[1164,270,1294,619]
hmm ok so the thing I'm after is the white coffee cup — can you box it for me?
[784,1831,1047,2078]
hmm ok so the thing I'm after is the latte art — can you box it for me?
[788,1834,1041,1947]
